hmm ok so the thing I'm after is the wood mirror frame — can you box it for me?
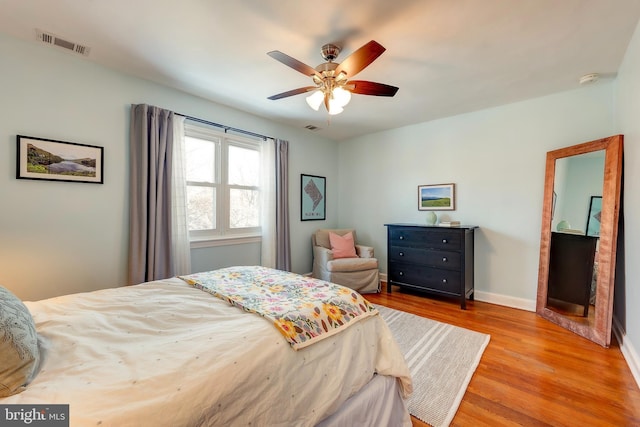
[536,135,623,347]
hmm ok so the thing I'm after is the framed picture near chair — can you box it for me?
[301,174,326,221]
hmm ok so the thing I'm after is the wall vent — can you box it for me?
[304,125,320,131]
[36,29,91,56]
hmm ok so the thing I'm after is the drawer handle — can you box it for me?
[442,257,448,262]
[399,236,405,240]
[399,271,404,276]
[442,279,448,284]
[442,239,448,244]
[399,252,404,256]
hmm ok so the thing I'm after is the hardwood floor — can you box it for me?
[366,285,640,427]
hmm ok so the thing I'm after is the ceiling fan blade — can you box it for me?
[348,80,399,97]
[267,86,317,100]
[335,40,386,78]
[267,51,321,78]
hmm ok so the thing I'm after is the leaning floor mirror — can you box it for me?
[536,135,623,347]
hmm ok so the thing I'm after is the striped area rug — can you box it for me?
[377,305,490,427]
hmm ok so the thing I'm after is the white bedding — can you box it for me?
[2,276,411,426]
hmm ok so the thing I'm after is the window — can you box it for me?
[184,122,262,242]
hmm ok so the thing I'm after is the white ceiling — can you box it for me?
[2,0,640,140]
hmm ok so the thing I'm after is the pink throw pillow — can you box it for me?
[329,231,358,259]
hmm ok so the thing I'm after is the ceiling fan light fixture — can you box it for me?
[306,90,323,111]
[332,86,352,107]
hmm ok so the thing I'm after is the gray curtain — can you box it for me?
[128,104,175,284]
[275,139,291,271]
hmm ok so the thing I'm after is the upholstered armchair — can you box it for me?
[311,228,380,294]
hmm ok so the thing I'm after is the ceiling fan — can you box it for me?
[267,40,398,115]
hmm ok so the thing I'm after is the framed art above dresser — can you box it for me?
[385,223,478,309]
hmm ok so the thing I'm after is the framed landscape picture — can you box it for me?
[16,135,104,184]
[301,174,326,221]
[418,183,455,211]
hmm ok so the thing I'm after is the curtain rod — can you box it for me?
[176,113,272,141]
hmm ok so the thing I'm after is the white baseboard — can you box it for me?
[470,290,537,312]
[613,317,640,390]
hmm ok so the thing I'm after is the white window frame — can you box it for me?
[184,122,262,246]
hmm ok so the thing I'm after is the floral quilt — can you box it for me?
[179,266,378,350]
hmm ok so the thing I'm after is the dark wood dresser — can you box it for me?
[547,231,598,317]
[385,223,478,309]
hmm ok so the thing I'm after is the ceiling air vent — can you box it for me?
[36,29,91,56]
[304,125,320,131]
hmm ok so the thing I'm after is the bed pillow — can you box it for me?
[0,285,40,397]
[329,231,358,259]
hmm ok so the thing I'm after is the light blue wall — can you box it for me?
[190,242,262,274]
[615,17,640,376]
[0,33,338,300]
[338,84,615,306]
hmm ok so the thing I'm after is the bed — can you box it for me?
[1,266,412,426]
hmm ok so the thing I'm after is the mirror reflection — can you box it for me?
[546,151,605,326]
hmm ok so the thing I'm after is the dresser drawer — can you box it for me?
[388,262,461,294]
[389,246,461,270]
[389,227,462,250]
